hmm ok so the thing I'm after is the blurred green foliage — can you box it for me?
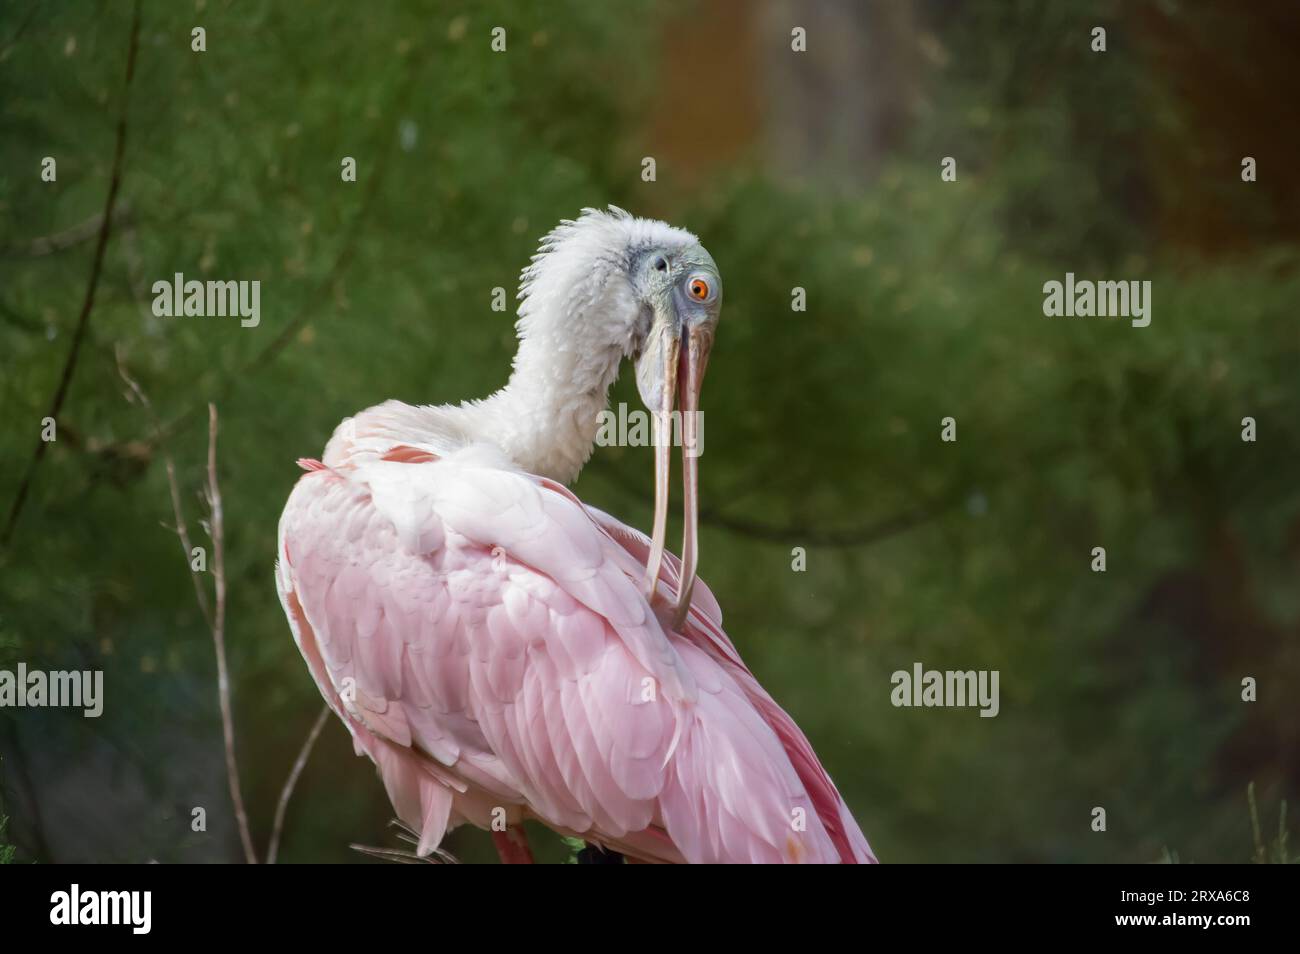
[0,815,16,864]
[1,0,1296,863]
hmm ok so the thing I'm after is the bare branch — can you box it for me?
[1,0,141,546]
[591,457,963,549]
[350,821,460,864]
[697,495,963,548]
[205,404,258,864]
[0,1,40,60]
[266,703,330,864]
[119,356,320,866]
[0,206,132,260]
[115,348,213,628]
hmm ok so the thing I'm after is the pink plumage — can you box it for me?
[275,208,876,863]
[278,443,873,863]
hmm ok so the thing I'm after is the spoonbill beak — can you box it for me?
[634,306,713,631]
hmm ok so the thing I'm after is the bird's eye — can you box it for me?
[688,277,710,301]
[654,257,668,272]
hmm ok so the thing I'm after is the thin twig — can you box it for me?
[204,404,258,864]
[0,206,131,260]
[266,703,330,864]
[697,494,964,548]
[115,348,213,628]
[119,356,318,866]
[1247,782,1266,864]
[350,820,460,864]
[0,1,40,60]
[592,456,964,549]
[1,0,141,546]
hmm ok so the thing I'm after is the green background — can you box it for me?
[1,0,1297,863]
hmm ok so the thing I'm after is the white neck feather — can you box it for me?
[457,330,623,484]
[325,208,697,485]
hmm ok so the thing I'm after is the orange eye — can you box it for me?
[688,278,710,301]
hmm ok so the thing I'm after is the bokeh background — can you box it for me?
[2,0,1297,863]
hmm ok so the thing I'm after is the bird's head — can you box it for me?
[625,230,720,629]
[517,207,722,627]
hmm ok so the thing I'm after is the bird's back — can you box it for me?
[277,408,875,863]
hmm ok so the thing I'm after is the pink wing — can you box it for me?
[277,447,875,863]
[583,504,876,864]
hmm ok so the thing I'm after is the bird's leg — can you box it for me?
[492,825,535,864]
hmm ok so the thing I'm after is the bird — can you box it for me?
[276,206,876,864]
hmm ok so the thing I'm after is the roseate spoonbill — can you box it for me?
[276,207,875,864]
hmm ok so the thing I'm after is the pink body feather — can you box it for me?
[277,438,876,864]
